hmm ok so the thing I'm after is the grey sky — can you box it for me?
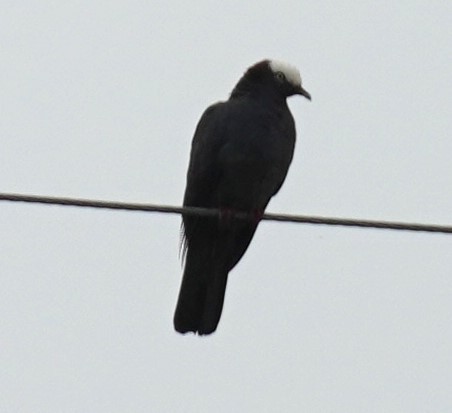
[1,1,451,412]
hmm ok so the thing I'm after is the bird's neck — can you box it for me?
[230,81,285,106]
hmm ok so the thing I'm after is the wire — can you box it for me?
[1,192,451,234]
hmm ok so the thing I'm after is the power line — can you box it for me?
[1,192,451,234]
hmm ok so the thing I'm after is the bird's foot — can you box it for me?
[252,209,264,225]
[219,208,263,225]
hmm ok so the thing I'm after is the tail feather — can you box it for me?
[174,218,259,335]
[173,252,228,335]
[199,269,229,334]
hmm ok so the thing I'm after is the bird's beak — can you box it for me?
[296,86,311,100]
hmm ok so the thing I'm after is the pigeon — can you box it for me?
[174,59,310,335]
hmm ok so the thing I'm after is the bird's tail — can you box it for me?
[174,254,228,335]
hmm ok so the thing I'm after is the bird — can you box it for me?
[174,59,311,335]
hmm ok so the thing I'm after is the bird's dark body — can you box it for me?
[174,60,309,335]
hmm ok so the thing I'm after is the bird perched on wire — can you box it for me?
[174,59,311,335]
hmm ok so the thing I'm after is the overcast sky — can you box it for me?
[1,1,451,412]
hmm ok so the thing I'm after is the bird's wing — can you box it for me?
[183,102,226,209]
[180,102,227,258]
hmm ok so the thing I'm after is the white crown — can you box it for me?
[268,60,302,87]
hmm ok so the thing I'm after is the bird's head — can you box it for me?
[231,59,311,101]
[268,60,311,100]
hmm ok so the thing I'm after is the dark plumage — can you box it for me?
[174,59,311,335]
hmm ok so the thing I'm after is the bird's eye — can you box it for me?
[275,71,286,82]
